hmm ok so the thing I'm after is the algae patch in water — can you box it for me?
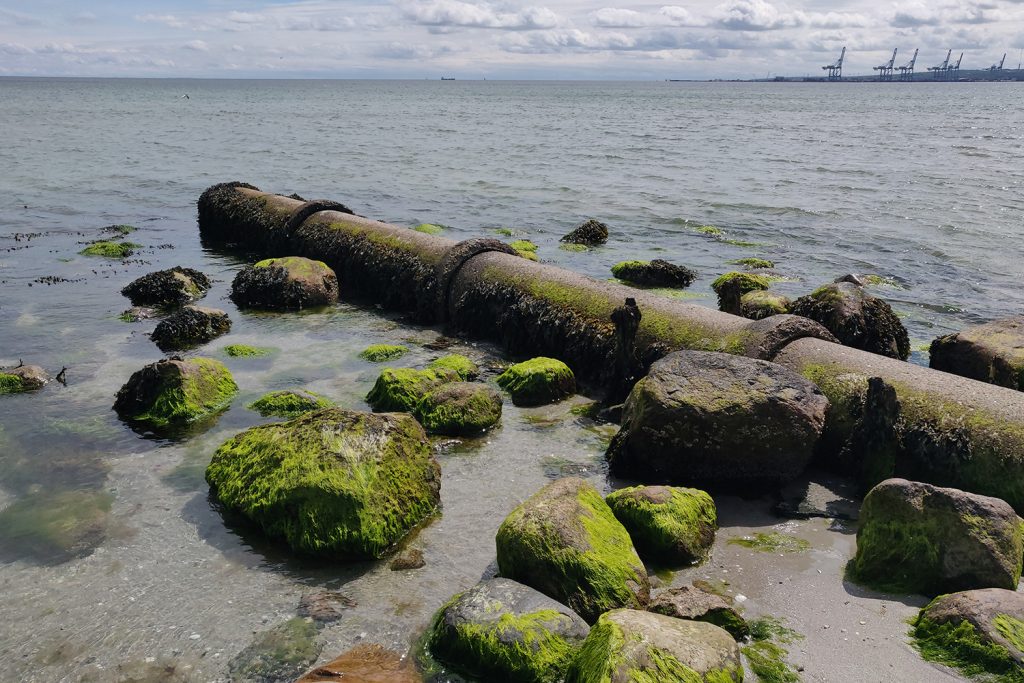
[742,616,804,683]
[223,344,274,358]
[227,617,321,683]
[413,223,444,235]
[359,344,409,362]
[728,531,810,553]
[0,490,113,565]
[79,240,140,258]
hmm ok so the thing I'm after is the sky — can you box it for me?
[0,1,1021,79]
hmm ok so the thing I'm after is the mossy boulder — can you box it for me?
[911,588,1024,681]
[605,486,717,566]
[428,354,479,381]
[121,267,211,307]
[359,344,408,362]
[0,365,48,394]
[230,256,339,310]
[495,477,650,623]
[206,408,440,558]
[930,316,1024,391]
[711,271,772,315]
[150,306,231,351]
[648,586,749,641]
[113,357,238,427]
[297,644,420,682]
[791,282,910,360]
[851,478,1024,595]
[739,290,791,320]
[0,490,112,565]
[565,609,743,683]
[561,219,608,246]
[428,578,590,683]
[249,389,333,418]
[79,240,138,258]
[224,344,273,357]
[415,382,502,436]
[611,259,697,289]
[607,351,828,489]
[227,617,321,683]
[366,367,460,413]
[496,357,576,407]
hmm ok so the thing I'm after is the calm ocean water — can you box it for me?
[0,78,1019,682]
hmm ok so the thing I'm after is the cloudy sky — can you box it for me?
[0,1,1020,79]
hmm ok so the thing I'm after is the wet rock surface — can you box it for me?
[296,590,355,625]
[740,290,792,320]
[611,259,696,288]
[150,305,231,351]
[414,381,502,436]
[775,470,860,521]
[366,366,460,413]
[648,586,750,640]
[113,357,238,427]
[496,357,576,407]
[605,485,717,566]
[929,316,1024,391]
[791,281,910,360]
[0,364,49,393]
[607,350,829,489]
[560,218,608,245]
[247,389,333,418]
[296,643,420,683]
[121,266,210,307]
[230,256,339,310]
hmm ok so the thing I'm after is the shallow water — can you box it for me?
[2,78,1021,681]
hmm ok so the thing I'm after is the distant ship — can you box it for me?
[441,77,455,81]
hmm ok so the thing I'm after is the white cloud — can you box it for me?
[592,6,695,28]
[405,1,561,30]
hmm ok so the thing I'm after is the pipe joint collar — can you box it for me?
[435,238,518,322]
[739,314,839,361]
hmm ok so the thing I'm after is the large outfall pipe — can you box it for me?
[198,183,1024,511]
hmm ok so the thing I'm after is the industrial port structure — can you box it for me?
[813,47,1018,82]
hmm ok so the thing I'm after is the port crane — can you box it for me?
[950,52,963,79]
[896,48,918,81]
[928,49,952,80]
[989,53,1006,71]
[873,48,897,81]
[822,47,846,81]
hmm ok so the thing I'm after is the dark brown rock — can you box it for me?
[648,586,750,640]
[150,306,231,351]
[121,267,210,307]
[561,218,608,245]
[230,256,338,310]
[791,282,910,360]
[929,316,1024,391]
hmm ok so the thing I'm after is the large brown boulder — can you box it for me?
[791,282,910,359]
[230,256,339,310]
[930,316,1024,391]
[607,351,829,489]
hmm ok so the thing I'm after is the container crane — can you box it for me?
[950,52,963,79]
[896,48,918,81]
[823,47,845,81]
[989,53,1006,71]
[873,48,897,81]
[928,49,952,80]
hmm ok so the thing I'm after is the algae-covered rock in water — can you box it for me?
[249,389,333,418]
[297,644,420,683]
[711,271,772,315]
[415,381,502,436]
[495,477,650,623]
[561,219,608,246]
[648,586,749,641]
[740,290,791,320]
[605,486,717,566]
[428,354,479,381]
[611,259,697,289]
[607,350,828,489]
[227,616,321,683]
[429,578,590,683]
[366,367,459,413]
[113,357,237,427]
[224,343,273,358]
[206,408,440,558]
[851,478,1024,595]
[929,316,1024,391]
[359,344,408,362]
[0,365,48,394]
[496,357,575,407]
[79,240,139,258]
[565,609,743,683]
[911,588,1024,681]
[230,256,339,310]
[121,267,211,307]
[510,239,539,261]
[791,282,910,360]
[0,489,112,565]
[150,306,231,351]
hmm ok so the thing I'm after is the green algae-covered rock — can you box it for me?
[495,477,650,623]
[930,316,1024,391]
[79,240,139,258]
[428,578,590,683]
[428,354,479,381]
[711,271,772,315]
[510,239,539,261]
[121,267,211,307]
[911,588,1024,682]
[224,343,273,357]
[413,223,444,235]
[113,357,238,427]
[0,490,112,565]
[611,260,696,289]
[728,257,775,270]
[0,365,48,394]
[150,305,232,351]
[565,609,743,683]
[605,486,717,566]
[739,290,791,320]
[206,408,440,558]
[231,256,339,310]
[366,367,460,413]
[359,344,408,362]
[496,357,576,407]
[415,381,502,436]
[791,282,910,360]
[249,389,333,418]
[648,586,749,641]
[851,478,1024,595]
[228,617,321,683]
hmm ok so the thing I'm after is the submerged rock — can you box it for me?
[227,617,321,683]
[79,240,138,258]
[414,381,502,436]
[607,351,828,489]
[790,282,910,360]
[0,364,48,394]
[118,306,158,323]
[611,259,697,288]
[851,478,1024,595]
[230,256,339,310]
[605,485,717,566]
[113,357,237,427]
[206,408,440,558]
[565,609,743,683]
[495,477,650,623]
[297,643,420,683]
[429,578,590,683]
[740,290,791,320]
[0,490,112,565]
[427,354,479,381]
[150,305,231,351]
[359,344,408,362]
[120,266,211,307]
[496,357,576,407]
[648,586,749,640]
[711,271,772,315]
[561,218,608,246]
[366,367,459,413]
[929,316,1024,391]
[297,590,355,624]
[248,389,333,418]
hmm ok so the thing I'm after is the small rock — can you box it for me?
[414,382,502,436]
[0,364,48,393]
[560,218,608,245]
[711,271,772,315]
[365,366,460,413]
[648,586,749,640]
[740,290,792,320]
[231,256,339,310]
[496,357,576,407]
[611,259,697,288]
[390,548,425,571]
[121,267,210,307]
[150,306,231,351]
[929,316,1024,391]
[113,357,237,427]
[297,590,355,624]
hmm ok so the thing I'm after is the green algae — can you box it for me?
[366,367,459,413]
[912,616,1024,683]
[206,408,439,558]
[694,225,723,236]
[497,357,576,407]
[413,223,444,235]
[728,532,810,554]
[0,373,25,394]
[748,616,803,645]
[495,227,516,236]
[711,271,773,295]
[227,617,321,683]
[510,239,540,261]
[721,238,762,247]
[427,354,479,381]
[359,344,409,362]
[133,358,238,427]
[605,486,717,566]
[223,344,273,357]
[742,616,803,683]
[248,390,333,418]
[693,579,735,605]
[415,383,502,436]
[0,490,113,565]
[560,243,589,253]
[79,240,139,258]
[101,224,137,236]
[728,257,775,269]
